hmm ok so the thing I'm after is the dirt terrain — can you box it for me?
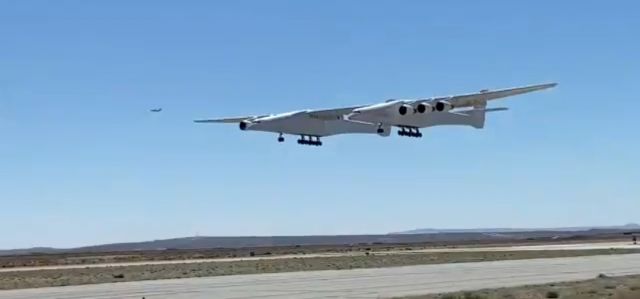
[0,236,629,269]
[398,274,640,299]
[1,248,639,290]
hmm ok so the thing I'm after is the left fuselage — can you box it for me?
[241,111,387,137]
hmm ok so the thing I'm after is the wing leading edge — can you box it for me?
[423,82,557,108]
[194,115,266,123]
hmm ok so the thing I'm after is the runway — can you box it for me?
[1,241,633,273]
[1,253,639,299]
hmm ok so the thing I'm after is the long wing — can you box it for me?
[307,106,363,120]
[193,115,267,123]
[422,83,557,108]
[194,106,360,124]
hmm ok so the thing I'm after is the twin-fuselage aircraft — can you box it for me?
[195,83,557,146]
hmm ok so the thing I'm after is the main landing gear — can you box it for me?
[398,126,422,138]
[297,135,322,146]
[277,133,285,143]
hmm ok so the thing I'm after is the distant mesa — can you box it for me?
[391,223,640,235]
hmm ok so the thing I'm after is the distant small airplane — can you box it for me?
[150,108,163,113]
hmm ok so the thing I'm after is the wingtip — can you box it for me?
[529,82,558,90]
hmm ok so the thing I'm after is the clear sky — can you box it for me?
[1,0,638,249]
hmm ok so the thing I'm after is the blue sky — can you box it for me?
[1,1,638,249]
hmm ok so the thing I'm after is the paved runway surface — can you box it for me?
[1,253,639,299]
[1,241,634,273]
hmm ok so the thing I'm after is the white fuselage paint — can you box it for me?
[244,111,390,137]
[349,103,486,129]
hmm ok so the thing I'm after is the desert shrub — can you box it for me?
[546,291,559,298]
[462,291,487,299]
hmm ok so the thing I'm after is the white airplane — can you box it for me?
[194,107,391,146]
[347,83,557,137]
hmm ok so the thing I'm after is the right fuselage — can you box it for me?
[348,101,484,129]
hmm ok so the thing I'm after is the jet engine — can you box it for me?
[239,120,250,130]
[398,104,414,116]
[435,101,454,112]
[416,102,433,114]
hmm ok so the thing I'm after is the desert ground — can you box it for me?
[0,234,631,270]
[398,274,640,299]
[1,253,639,299]
[1,244,638,290]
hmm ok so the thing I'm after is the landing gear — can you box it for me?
[277,133,285,143]
[297,135,322,146]
[398,126,422,138]
[377,125,385,134]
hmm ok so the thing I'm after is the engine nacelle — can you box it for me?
[416,102,433,114]
[239,120,250,130]
[435,101,454,112]
[398,104,414,116]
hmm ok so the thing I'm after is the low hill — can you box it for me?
[393,223,640,234]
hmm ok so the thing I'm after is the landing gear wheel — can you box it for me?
[377,128,384,134]
[398,127,422,138]
[278,137,285,142]
[297,135,323,146]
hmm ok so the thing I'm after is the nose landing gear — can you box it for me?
[297,135,322,146]
[277,133,285,143]
[398,126,422,138]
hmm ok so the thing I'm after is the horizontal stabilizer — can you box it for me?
[484,107,509,112]
[456,107,508,116]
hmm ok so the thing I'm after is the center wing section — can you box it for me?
[307,105,364,120]
[420,82,557,109]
